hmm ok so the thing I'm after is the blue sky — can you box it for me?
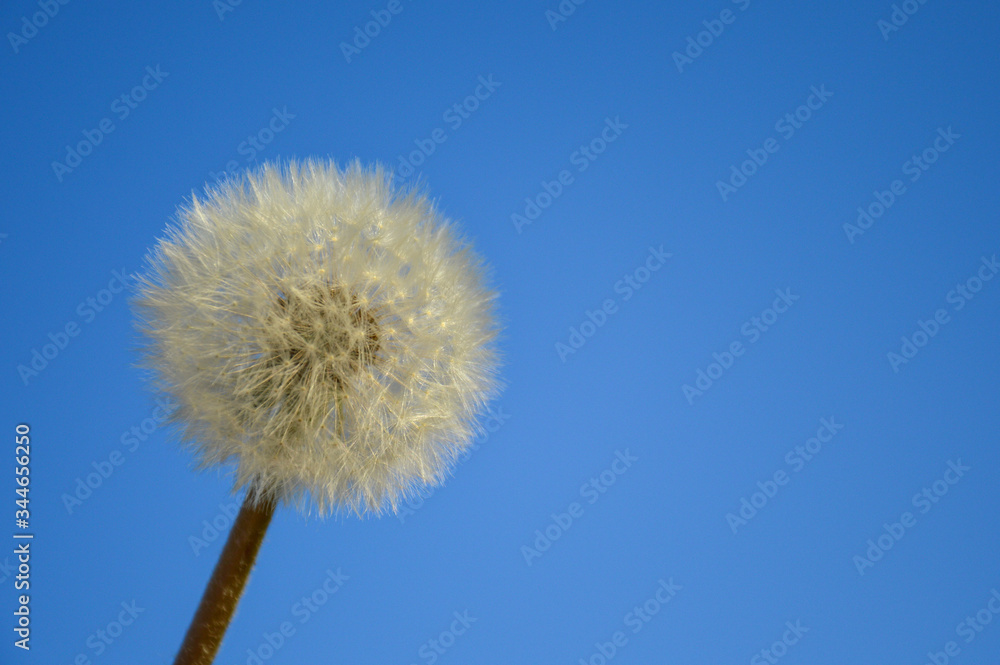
[2,1,999,663]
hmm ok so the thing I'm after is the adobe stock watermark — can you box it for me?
[51,66,170,182]
[844,127,960,243]
[213,0,247,21]
[952,586,1000,654]
[340,0,413,63]
[672,0,752,73]
[725,417,845,534]
[511,116,628,234]
[407,611,476,665]
[715,84,833,202]
[393,75,501,184]
[886,253,997,372]
[577,577,681,665]
[521,449,638,566]
[545,0,589,31]
[749,620,809,665]
[396,404,511,523]
[7,0,72,54]
[241,568,349,664]
[62,397,178,515]
[17,269,134,386]
[878,0,932,41]
[208,107,296,183]
[556,245,672,362]
[919,585,1000,665]
[852,459,969,575]
[65,600,145,662]
[682,288,799,405]
[188,500,240,556]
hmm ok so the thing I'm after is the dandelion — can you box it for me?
[133,159,501,664]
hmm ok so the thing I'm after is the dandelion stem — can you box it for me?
[173,495,276,665]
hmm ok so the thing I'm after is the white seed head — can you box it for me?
[133,159,501,517]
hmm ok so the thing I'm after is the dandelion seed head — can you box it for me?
[133,159,501,516]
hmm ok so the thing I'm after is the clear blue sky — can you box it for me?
[2,1,1000,663]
